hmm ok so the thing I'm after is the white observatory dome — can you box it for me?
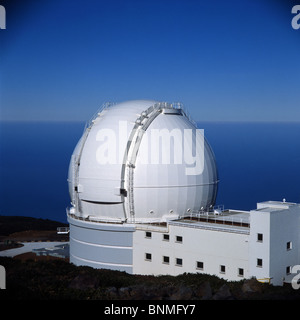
[68,100,218,223]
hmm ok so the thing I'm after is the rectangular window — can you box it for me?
[286,266,291,275]
[163,234,169,241]
[145,253,152,261]
[220,265,226,273]
[257,258,263,267]
[257,233,263,242]
[145,231,152,239]
[196,261,204,270]
[163,256,170,264]
[176,258,183,266]
[176,236,183,243]
[287,241,292,250]
[238,268,244,277]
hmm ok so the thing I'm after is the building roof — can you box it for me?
[255,200,299,212]
[167,209,250,234]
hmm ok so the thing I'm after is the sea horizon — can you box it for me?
[1,121,300,223]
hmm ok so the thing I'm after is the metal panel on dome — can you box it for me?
[132,115,218,220]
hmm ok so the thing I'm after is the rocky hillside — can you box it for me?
[1,216,300,300]
[0,257,300,300]
[0,215,67,237]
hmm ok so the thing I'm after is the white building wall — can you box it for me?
[68,201,300,286]
[249,209,271,283]
[68,215,135,273]
[249,202,300,286]
[132,223,249,282]
[269,205,300,285]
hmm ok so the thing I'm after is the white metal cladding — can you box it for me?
[132,110,218,221]
[67,100,218,222]
[68,215,134,272]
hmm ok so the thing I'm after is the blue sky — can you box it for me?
[0,0,300,122]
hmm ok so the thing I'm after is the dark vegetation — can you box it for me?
[0,215,68,236]
[1,257,300,300]
[0,216,300,300]
[0,216,68,247]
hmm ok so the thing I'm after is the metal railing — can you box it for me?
[57,227,70,234]
[85,101,115,130]
[83,101,197,131]
[169,219,250,235]
[66,208,125,225]
[180,214,250,228]
[155,101,197,127]
[177,204,250,229]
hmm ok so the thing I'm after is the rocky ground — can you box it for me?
[1,257,300,300]
[1,215,300,300]
[0,215,68,251]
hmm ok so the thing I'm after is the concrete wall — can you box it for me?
[249,203,300,285]
[269,205,300,285]
[132,223,249,281]
[249,209,271,283]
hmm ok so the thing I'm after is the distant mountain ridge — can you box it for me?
[0,215,68,236]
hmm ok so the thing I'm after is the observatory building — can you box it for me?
[67,100,300,286]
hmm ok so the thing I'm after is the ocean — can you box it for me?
[0,121,299,223]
